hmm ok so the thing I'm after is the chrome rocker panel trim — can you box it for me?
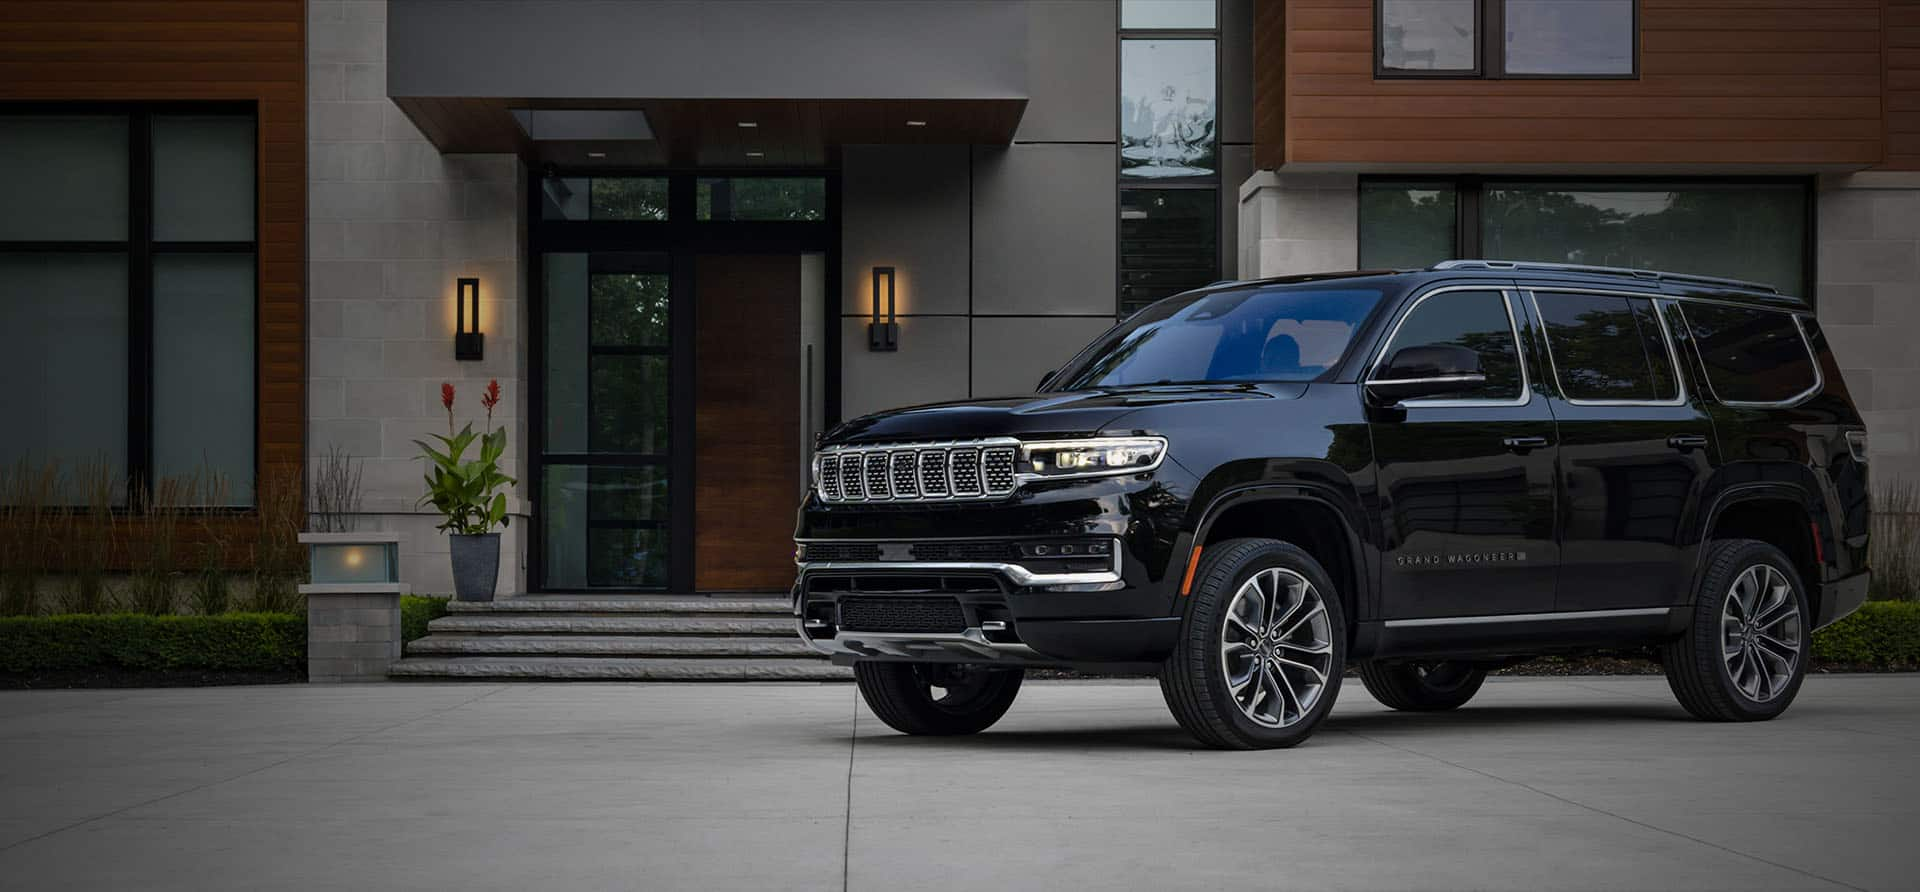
[795,549,1124,588]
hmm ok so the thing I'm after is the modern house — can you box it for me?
[2,0,1916,605]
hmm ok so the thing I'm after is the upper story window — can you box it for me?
[1118,1,1223,318]
[1378,0,1637,79]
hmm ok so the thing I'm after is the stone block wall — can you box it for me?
[308,0,529,595]
[305,590,402,682]
[1816,173,1920,484]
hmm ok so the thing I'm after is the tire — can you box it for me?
[1661,538,1810,722]
[1160,538,1347,749]
[853,662,1024,736]
[1358,661,1488,712]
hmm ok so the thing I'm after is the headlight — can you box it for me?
[1019,436,1167,480]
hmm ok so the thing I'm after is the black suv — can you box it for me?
[793,260,1871,749]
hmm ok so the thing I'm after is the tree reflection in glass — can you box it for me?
[1121,39,1217,179]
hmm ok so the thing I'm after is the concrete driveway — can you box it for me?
[0,676,1914,891]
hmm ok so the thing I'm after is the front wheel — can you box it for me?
[854,662,1024,735]
[1358,661,1488,712]
[1661,538,1809,722]
[1160,538,1347,749]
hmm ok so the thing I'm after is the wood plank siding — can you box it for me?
[1271,0,1888,169]
[0,0,306,560]
[1893,0,1920,168]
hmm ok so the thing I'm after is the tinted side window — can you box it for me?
[1680,303,1817,404]
[1380,290,1522,402]
[1536,292,1678,403]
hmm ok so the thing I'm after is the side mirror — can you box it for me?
[1365,344,1485,404]
[1036,369,1056,391]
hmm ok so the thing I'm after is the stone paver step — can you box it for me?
[406,634,820,658]
[426,614,797,636]
[446,598,788,615]
[387,656,851,681]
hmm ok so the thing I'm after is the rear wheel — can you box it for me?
[1160,538,1347,749]
[1661,538,1809,722]
[854,662,1024,736]
[1358,660,1488,711]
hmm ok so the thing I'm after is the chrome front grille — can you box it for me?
[814,438,1020,503]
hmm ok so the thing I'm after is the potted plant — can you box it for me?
[416,380,516,601]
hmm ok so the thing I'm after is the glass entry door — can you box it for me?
[540,251,677,590]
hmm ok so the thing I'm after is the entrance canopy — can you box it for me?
[387,0,1031,167]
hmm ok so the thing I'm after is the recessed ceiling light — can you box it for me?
[905,120,927,127]
[586,151,607,158]
[746,151,764,158]
[737,121,757,128]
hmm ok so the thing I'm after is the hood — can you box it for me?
[824,383,1303,445]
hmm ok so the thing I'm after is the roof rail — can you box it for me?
[1429,259,1780,295]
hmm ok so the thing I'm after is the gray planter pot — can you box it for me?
[449,533,500,602]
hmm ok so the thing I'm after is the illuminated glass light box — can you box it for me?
[299,532,403,586]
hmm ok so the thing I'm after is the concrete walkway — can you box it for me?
[1,676,1915,891]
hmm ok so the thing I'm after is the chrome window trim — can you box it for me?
[1525,288,1689,408]
[1673,302,1824,409]
[1365,285,1532,409]
[1383,606,1673,628]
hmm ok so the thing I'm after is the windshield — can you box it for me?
[1049,287,1387,390]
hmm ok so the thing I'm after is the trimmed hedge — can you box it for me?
[401,595,450,643]
[1813,600,1920,668]
[0,613,304,674]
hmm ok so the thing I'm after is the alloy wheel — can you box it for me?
[1219,567,1334,727]
[1720,564,1803,703]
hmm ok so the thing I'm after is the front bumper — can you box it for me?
[791,543,1181,667]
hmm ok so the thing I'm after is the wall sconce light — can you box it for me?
[455,277,483,361]
[868,266,898,352]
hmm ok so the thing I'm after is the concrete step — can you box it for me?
[446,598,788,616]
[387,656,851,681]
[406,634,820,658]
[426,614,797,636]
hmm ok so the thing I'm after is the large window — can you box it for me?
[0,107,256,505]
[1119,2,1223,317]
[1359,178,1812,297]
[1378,0,1636,78]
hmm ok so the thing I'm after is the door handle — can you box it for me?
[1502,436,1550,454]
[1668,434,1709,451]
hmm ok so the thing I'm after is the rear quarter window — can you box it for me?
[1679,303,1818,405]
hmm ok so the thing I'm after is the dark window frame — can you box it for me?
[0,101,260,509]
[1356,175,1819,302]
[528,169,839,593]
[1118,2,1227,319]
[1375,0,1640,81]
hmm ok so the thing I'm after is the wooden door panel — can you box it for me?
[694,254,801,592]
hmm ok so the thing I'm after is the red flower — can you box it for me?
[481,379,501,413]
[440,382,456,411]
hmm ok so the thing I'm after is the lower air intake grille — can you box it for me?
[802,542,883,562]
[838,597,967,633]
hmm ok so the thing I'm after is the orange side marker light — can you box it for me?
[1179,545,1204,596]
